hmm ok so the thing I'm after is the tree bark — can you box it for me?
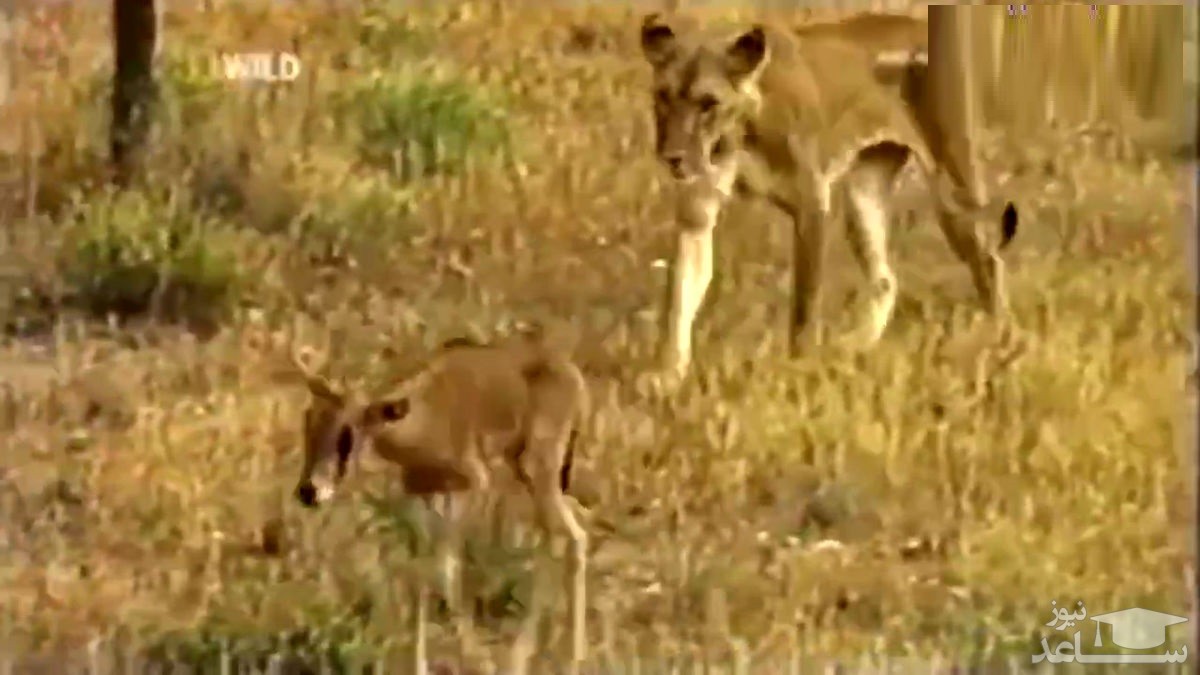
[111,0,159,186]
[923,4,984,207]
[0,1,11,110]
[0,0,17,159]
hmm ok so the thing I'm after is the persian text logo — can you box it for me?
[1033,600,1189,665]
[218,52,302,83]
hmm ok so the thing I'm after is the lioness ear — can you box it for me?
[361,398,411,428]
[725,25,769,83]
[641,13,677,68]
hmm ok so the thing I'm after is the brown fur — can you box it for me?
[292,330,587,501]
[289,328,590,668]
[793,12,927,55]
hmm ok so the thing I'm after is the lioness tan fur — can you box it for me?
[795,11,928,56]
[640,12,1018,376]
[795,12,929,91]
[290,327,589,669]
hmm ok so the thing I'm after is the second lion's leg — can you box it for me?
[936,203,1008,316]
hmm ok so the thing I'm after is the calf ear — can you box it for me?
[641,13,678,69]
[288,349,344,404]
[302,374,343,404]
[361,398,411,428]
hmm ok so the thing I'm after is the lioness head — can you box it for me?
[640,14,770,183]
[291,365,408,508]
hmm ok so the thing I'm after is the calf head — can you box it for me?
[291,360,410,508]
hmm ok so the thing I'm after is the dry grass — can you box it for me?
[0,1,1193,670]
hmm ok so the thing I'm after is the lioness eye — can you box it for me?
[654,89,671,106]
[696,95,718,113]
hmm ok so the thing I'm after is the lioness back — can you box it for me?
[794,13,927,55]
[748,26,932,190]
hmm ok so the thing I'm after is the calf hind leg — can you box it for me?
[519,423,588,673]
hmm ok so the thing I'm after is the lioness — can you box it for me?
[640,13,1018,376]
[290,327,589,668]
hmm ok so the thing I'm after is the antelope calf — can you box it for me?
[290,328,589,668]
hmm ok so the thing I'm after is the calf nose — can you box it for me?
[295,482,318,508]
[662,153,685,175]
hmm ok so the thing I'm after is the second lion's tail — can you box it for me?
[999,201,1019,250]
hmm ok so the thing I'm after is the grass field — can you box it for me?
[0,1,1193,671]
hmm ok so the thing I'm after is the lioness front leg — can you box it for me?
[662,184,727,376]
[789,208,827,354]
[774,183,831,356]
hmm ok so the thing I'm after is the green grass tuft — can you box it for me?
[59,189,246,324]
[335,69,511,181]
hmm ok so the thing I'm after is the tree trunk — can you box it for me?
[0,0,22,164]
[1188,3,1199,157]
[924,4,984,206]
[111,0,159,186]
[0,1,11,110]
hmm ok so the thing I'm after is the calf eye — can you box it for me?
[379,400,409,421]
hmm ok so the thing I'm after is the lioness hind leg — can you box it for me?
[843,144,908,344]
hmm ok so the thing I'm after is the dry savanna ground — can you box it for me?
[0,1,1193,670]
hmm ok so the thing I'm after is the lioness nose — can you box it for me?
[295,482,318,508]
[662,153,685,173]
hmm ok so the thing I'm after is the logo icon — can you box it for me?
[1033,602,1189,664]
